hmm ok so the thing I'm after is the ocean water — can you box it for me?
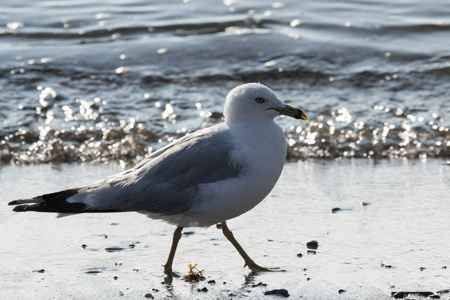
[1,0,449,165]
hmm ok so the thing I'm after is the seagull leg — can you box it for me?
[221,221,277,272]
[163,226,183,277]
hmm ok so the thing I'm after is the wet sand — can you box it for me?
[1,159,449,299]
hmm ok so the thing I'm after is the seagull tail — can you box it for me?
[8,188,88,213]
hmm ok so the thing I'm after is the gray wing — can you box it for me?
[72,124,243,215]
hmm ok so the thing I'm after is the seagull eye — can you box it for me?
[255,97,265,104]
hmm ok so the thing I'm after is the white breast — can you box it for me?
[177,121,287,227]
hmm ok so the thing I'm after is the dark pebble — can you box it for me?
[119,291,124,296]
[252,282,267,288]
[307,250,316,255]
[216,224,222,229]
[113,276,118,280]
[105,246,125,252]
[380,263,392,269]
[442,266,447,269]
[183,231,195,236]
[86,270,102,274]
[197,287,208,292]
[360,202,370,206]
[437,289,449,294]
[144,293,154,299]
[331,207,342,213]
[109,222,119,226]
[81,244,87,249]
[152,288,159,292]
[419,267,426,271]
[33,269,45,273]
[207,280,216,285]
[128,243,135,249]
[264,289,290,297]
[391,291,434,299]
[209,112,223,119]
[297,253,303,258]
[429,295,440,299]
[338,289,346,294]
[306,240,318,250]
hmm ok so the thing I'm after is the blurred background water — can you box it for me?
[1,0,449,165]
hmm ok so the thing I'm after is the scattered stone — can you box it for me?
[133,269,139,272]
[442,266,447,269]
[144,293,154,299]
[380,263,392,269]
[306,240,318,250]
[391,291,434,299]
[297,253,303,258]
[216,224,222,229]
[109,222,119,225]
[306,278,311,281]
[429,295,440,299]
[209,112,223,119]
[252,282,267,288]
[33,269,45,273]
[207,280,216,285]
[331,207,342,213]
[119,291,124,296]
[197,287,208,292]
[128,243,135,249]
[437,289,449,294]
[115,262,122,266]
[307,250,316,255]
[113,276,118,280]
[104,234,108,239]
[419,267,426,271]
[152,288,159,292]
[360,202,370,206]
[81,244,87,249]
[338,289,346,294]
[264,289,290,297]
[105,246,125,252]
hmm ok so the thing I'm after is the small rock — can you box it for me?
[419,267,426,271]
[144,293,154,299]
[209,112,223,119]
[391,291,434,299]
[197,287,208,292]
[251,282,267,288]
[113,276,118,280]
[307,250,316,255]
[338,289,346,294]
[297,253,303,258]
[105,246,125,252]
[437,289,449,294]
[306,240,318,250]
[331,207,342,213]
[264,289,290,297]
[81,244,87,249]
[128,243,135,249]
[207,280,216,285]
[360,202,370,206]
[33,269,45,273]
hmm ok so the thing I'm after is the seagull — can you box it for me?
[8,83,308,277]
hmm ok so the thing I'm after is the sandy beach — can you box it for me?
[1,159,449,299]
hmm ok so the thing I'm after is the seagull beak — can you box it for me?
[274,104,308,121]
